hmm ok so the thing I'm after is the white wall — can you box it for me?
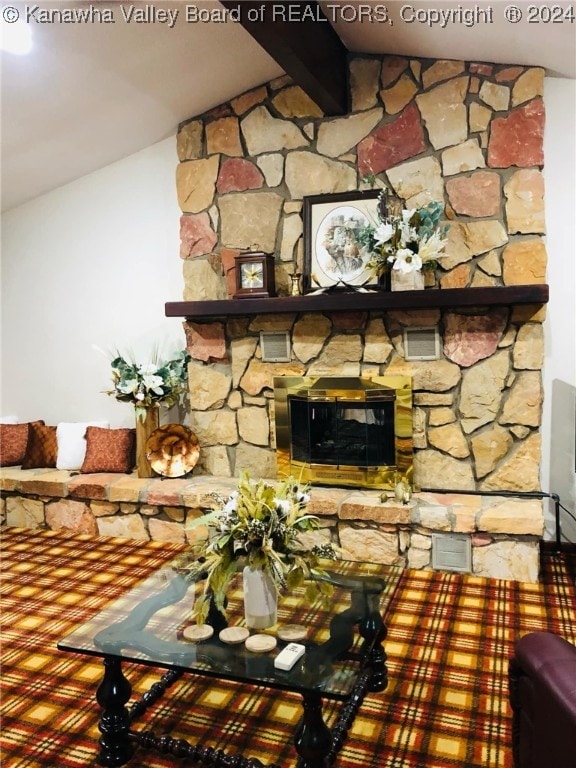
[541,77,576,541]
[1,137,184,428]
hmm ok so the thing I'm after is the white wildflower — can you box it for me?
[141,373,164,395]
[117,379,139,395]
[398,222,417,247]
[401,209,416,224]
[138,363,159,375]
[223,496,238,515]
[418,231,446,265]
[393,249,422,274]
[374,222,395,245]
[275,499,291,515]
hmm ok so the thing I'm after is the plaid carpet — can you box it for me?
[1,528,574,768]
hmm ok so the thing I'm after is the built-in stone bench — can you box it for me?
[0,467,544,582]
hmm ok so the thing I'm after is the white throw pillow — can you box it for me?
[56,421,110,470]
[0,415,19,424]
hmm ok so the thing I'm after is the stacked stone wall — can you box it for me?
[176,55,546,493]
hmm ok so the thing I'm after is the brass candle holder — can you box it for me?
[289,272,302,296]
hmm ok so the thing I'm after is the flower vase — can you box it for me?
[243,565,278,630]
[135,406,159,478]
[391,269,425,292]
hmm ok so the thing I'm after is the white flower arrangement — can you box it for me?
[358,190,450,276]
[174,472,338,623]
[105,349,191,420]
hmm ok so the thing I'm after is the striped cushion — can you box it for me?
[21,422,57,469]
[22,421,58,469]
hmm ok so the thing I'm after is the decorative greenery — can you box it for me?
[105,349,191,420]
[357,189,450,276]
[174,472,338,624]
[361,171,377,188]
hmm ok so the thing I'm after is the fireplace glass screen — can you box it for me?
[290,398,396,467]
[274,376,413,490]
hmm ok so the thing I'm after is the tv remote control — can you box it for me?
[274,642,306,671]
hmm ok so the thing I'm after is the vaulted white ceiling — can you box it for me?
[1,1,574,212]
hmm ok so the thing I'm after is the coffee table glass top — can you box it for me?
[58,559,403,701]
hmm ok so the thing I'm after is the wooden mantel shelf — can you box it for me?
[165,284,549,320]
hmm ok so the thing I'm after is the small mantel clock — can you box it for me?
[233,251,276,299]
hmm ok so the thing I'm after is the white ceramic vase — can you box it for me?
[391,269,425,291]
[242,565,278,629]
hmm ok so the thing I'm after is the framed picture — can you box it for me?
[302,190,381,292]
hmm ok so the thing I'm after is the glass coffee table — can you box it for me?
[58,558,403,768]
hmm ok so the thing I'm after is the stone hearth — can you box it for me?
[0,467,543,582]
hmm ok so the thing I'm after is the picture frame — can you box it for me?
[302,190,381,293]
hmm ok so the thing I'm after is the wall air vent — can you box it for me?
[260,331,291,363]
[431,534,472,573]
[403,326,440,361]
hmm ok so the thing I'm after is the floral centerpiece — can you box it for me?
[357,190,450,279]
[174,472,338,626]
[105,349,191,421]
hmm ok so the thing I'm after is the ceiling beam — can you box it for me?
[220,1,348,115]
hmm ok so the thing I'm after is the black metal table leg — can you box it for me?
[294,692,333,768]
[96,656,134,766]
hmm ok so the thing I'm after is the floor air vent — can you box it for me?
[431,534,472,572]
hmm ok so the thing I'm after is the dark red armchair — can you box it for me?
[509,631,576,768]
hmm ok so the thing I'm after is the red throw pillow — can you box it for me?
[0,421,46,467]
[21,423,57,469]
[80,427,136,474]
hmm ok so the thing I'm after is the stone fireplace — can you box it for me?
[176,53,546,492]
[168,52,548,580]
[274,375,412,489]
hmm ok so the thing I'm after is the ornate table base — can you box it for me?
[95,641,388,768]
[62,562,398,767]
